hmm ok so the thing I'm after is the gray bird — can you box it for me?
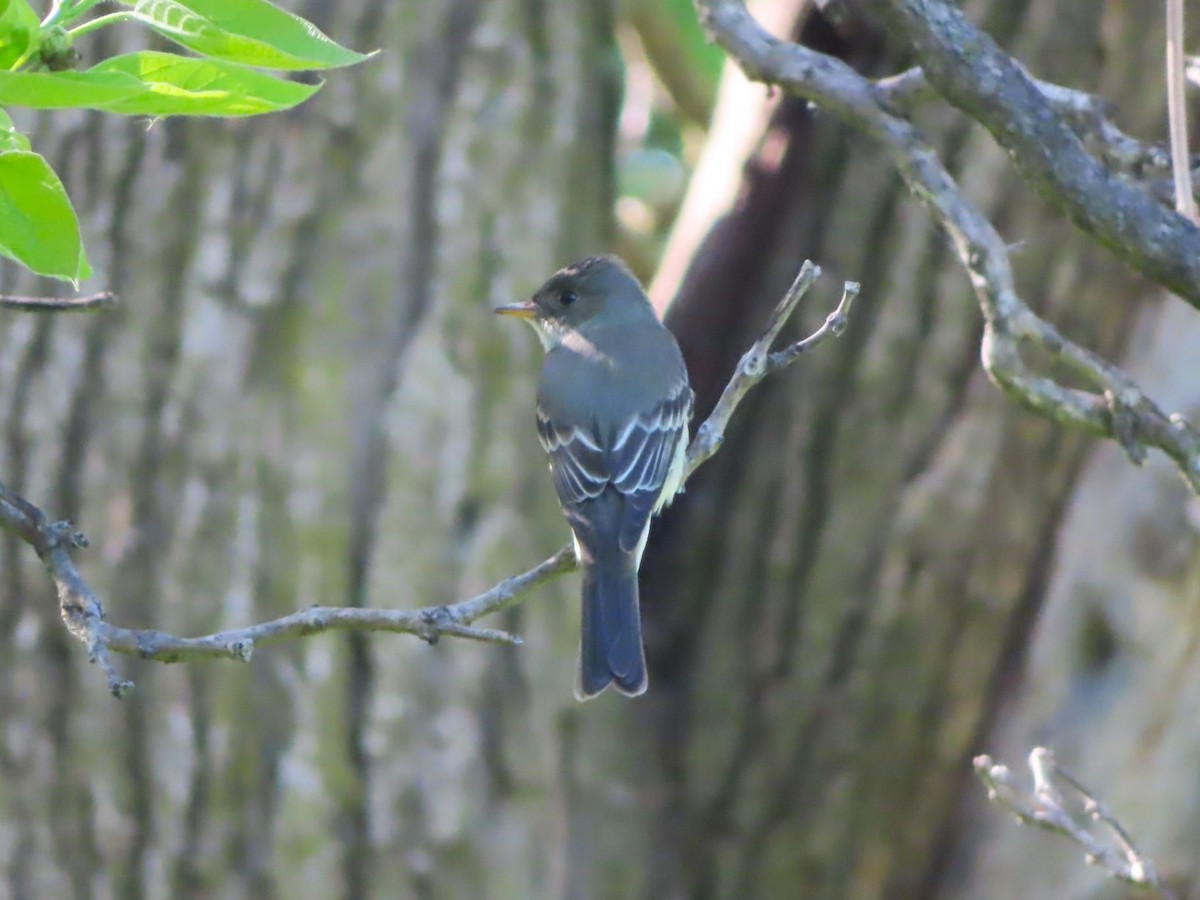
[496,256,693,699]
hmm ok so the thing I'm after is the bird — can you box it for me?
[496,256,694,700]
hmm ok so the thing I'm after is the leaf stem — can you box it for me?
[44,0,108,29]
[41,0,66,28]
[8,48,35,71]
[66,10,137,40]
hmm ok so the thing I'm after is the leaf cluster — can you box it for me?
[0,0,371,284]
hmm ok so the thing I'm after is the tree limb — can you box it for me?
[975,749,1178,899]
[877,67,1175,183]
[879,64,1200,210]
[0,262,854,694]
[694,0,1200,492]
[879,0,1200,308]
[0,291,117,312]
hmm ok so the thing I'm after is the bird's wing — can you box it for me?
[536,408,609,506]
[608,381,693,553]
[538,381,693,553]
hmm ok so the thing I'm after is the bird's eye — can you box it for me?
[560,291,578,307]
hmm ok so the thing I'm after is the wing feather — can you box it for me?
[539,381,694,554]
[537,409,608,505]
[610,382,693,552]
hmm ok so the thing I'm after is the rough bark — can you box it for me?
[0,2,616,896]
[637,1,1194,897]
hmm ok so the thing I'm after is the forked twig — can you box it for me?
[975,748,1177,899]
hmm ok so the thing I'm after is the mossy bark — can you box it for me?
[635,3,1196,897]
[0,2,616,896]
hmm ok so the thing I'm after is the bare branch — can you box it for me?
[880,64,1200,212]
[0,291,117,312]
[0,264,855,692]
[0,480,131,696]
[879,0,1200,308]
[878,66,1174,183]
[975,749,1178,899]
[685,263,859,478]
[694,0,1200,492]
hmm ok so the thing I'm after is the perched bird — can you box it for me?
[496,256,693,700]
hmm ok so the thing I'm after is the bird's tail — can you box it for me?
[576,552,646,700]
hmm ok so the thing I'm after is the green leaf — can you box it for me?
[0,0,41,69]
[0,108,30,150]
[0,51,320,115]
[0,67,148,109]
[0,149,89,283]
[122,0,371,70]
[92,52,321,114]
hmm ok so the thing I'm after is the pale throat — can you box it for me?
[525,317,569,351]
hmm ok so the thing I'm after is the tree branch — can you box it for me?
[685,262,858,477]
[877,67,1175,183]
[881,61,1200,210]
[975,749,1178,899]
[0,291,117,312]
[879,0,1200,308]
[0,480,131,696]
[0,262,855,694]
[694,0,1200,492]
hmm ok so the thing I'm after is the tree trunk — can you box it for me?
[0,2,617,896]
[636,2,1197,897]
[3,1,1197,897]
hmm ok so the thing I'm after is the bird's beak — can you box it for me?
[494,298,538,319]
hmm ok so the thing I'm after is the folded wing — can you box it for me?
[537,381,693,552]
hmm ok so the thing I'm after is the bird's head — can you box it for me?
[495,256,649,348]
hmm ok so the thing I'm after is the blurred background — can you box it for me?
[2,0,1200,897]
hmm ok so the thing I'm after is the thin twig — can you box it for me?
[0,263,856,693]
[975,749,1177,899]
[685,263,859,478]
[0,291,117,312]
[1166,0,1196,222]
